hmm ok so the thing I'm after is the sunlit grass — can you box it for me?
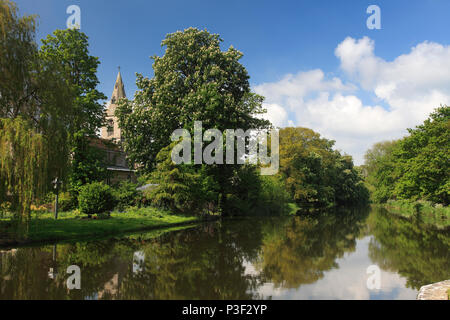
[0,207,200,244]
[383,200,450,229]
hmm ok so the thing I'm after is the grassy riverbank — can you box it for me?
[383,200,450,229]
[0,207,201,246]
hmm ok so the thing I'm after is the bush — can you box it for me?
[78,182,115,215]
[257,175,291,215]
[113,181,141,211]
[58,192,78,212]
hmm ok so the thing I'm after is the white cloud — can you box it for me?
[254,37,450,164]
[261,103,288,128]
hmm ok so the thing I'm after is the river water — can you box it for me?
[0,207,448,300]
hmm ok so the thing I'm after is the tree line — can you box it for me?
[363,106,449,206]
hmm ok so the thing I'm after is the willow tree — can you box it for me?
[0,0,38,119]
[0,0,44,222]
[0,118,48,221]
[0,0,67,222]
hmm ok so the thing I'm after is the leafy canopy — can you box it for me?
[116,28,269,171]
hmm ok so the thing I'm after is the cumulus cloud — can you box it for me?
[254,37,450,164]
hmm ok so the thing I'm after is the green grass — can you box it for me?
[0,207,201,245]
[383,200,450,229]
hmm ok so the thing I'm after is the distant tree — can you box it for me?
[363,140,399,203]
[279,127,368,208]
[364,105,450,205]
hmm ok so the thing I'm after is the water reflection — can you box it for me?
[0,207,448,300]
[367,207,450,290]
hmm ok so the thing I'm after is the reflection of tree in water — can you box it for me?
[116,220,266,299]
[0,241,127,300]
[0,220,267,300]
[0,247,68,299]
[2,208,447,299]
[256,208,370,289]
[367,207,450,290]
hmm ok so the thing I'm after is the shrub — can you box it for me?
[113,181,141,211]
[78,182,115,215]
[58,192,77,212]
[0,201,11,218]
[257,175,291,215]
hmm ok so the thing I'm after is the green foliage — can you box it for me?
[0,117,48,221]
[39,29,107,196]
[0,0,38,119]
[116,28,270,172]
[0,2,106,221]
[368,207,450,289]
[256,175,291,215]
[224,165,262,216]
[364,106,450,205]
[279,127,369,208]
[39,28,106,136]
[362,140,399,203]
[78,182,115,215]
[58,192,77,212]
[113,181,141,211]
[68,131,108,195]
[116,28,270,215]
[147,143,204,214]
[384,200,450,228]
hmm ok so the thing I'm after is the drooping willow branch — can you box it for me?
[0,117,48,221]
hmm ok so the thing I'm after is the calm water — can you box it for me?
[0,207,449,300]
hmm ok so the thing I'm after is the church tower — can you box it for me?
[102,69,126,141]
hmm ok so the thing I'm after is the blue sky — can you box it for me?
[14,0,450,163]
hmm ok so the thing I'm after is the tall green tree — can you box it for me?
[117,28,270,213]
[39,29,106,136]
[39,28,107,191]
[393,106,449,204]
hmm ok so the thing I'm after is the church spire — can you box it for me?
[111,67,126,102]
[102,68,126,141]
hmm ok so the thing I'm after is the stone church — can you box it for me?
[94,70,136,185]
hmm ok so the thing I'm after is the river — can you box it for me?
[0,206,448,300]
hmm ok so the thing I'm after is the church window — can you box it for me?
[107,120,114,136]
